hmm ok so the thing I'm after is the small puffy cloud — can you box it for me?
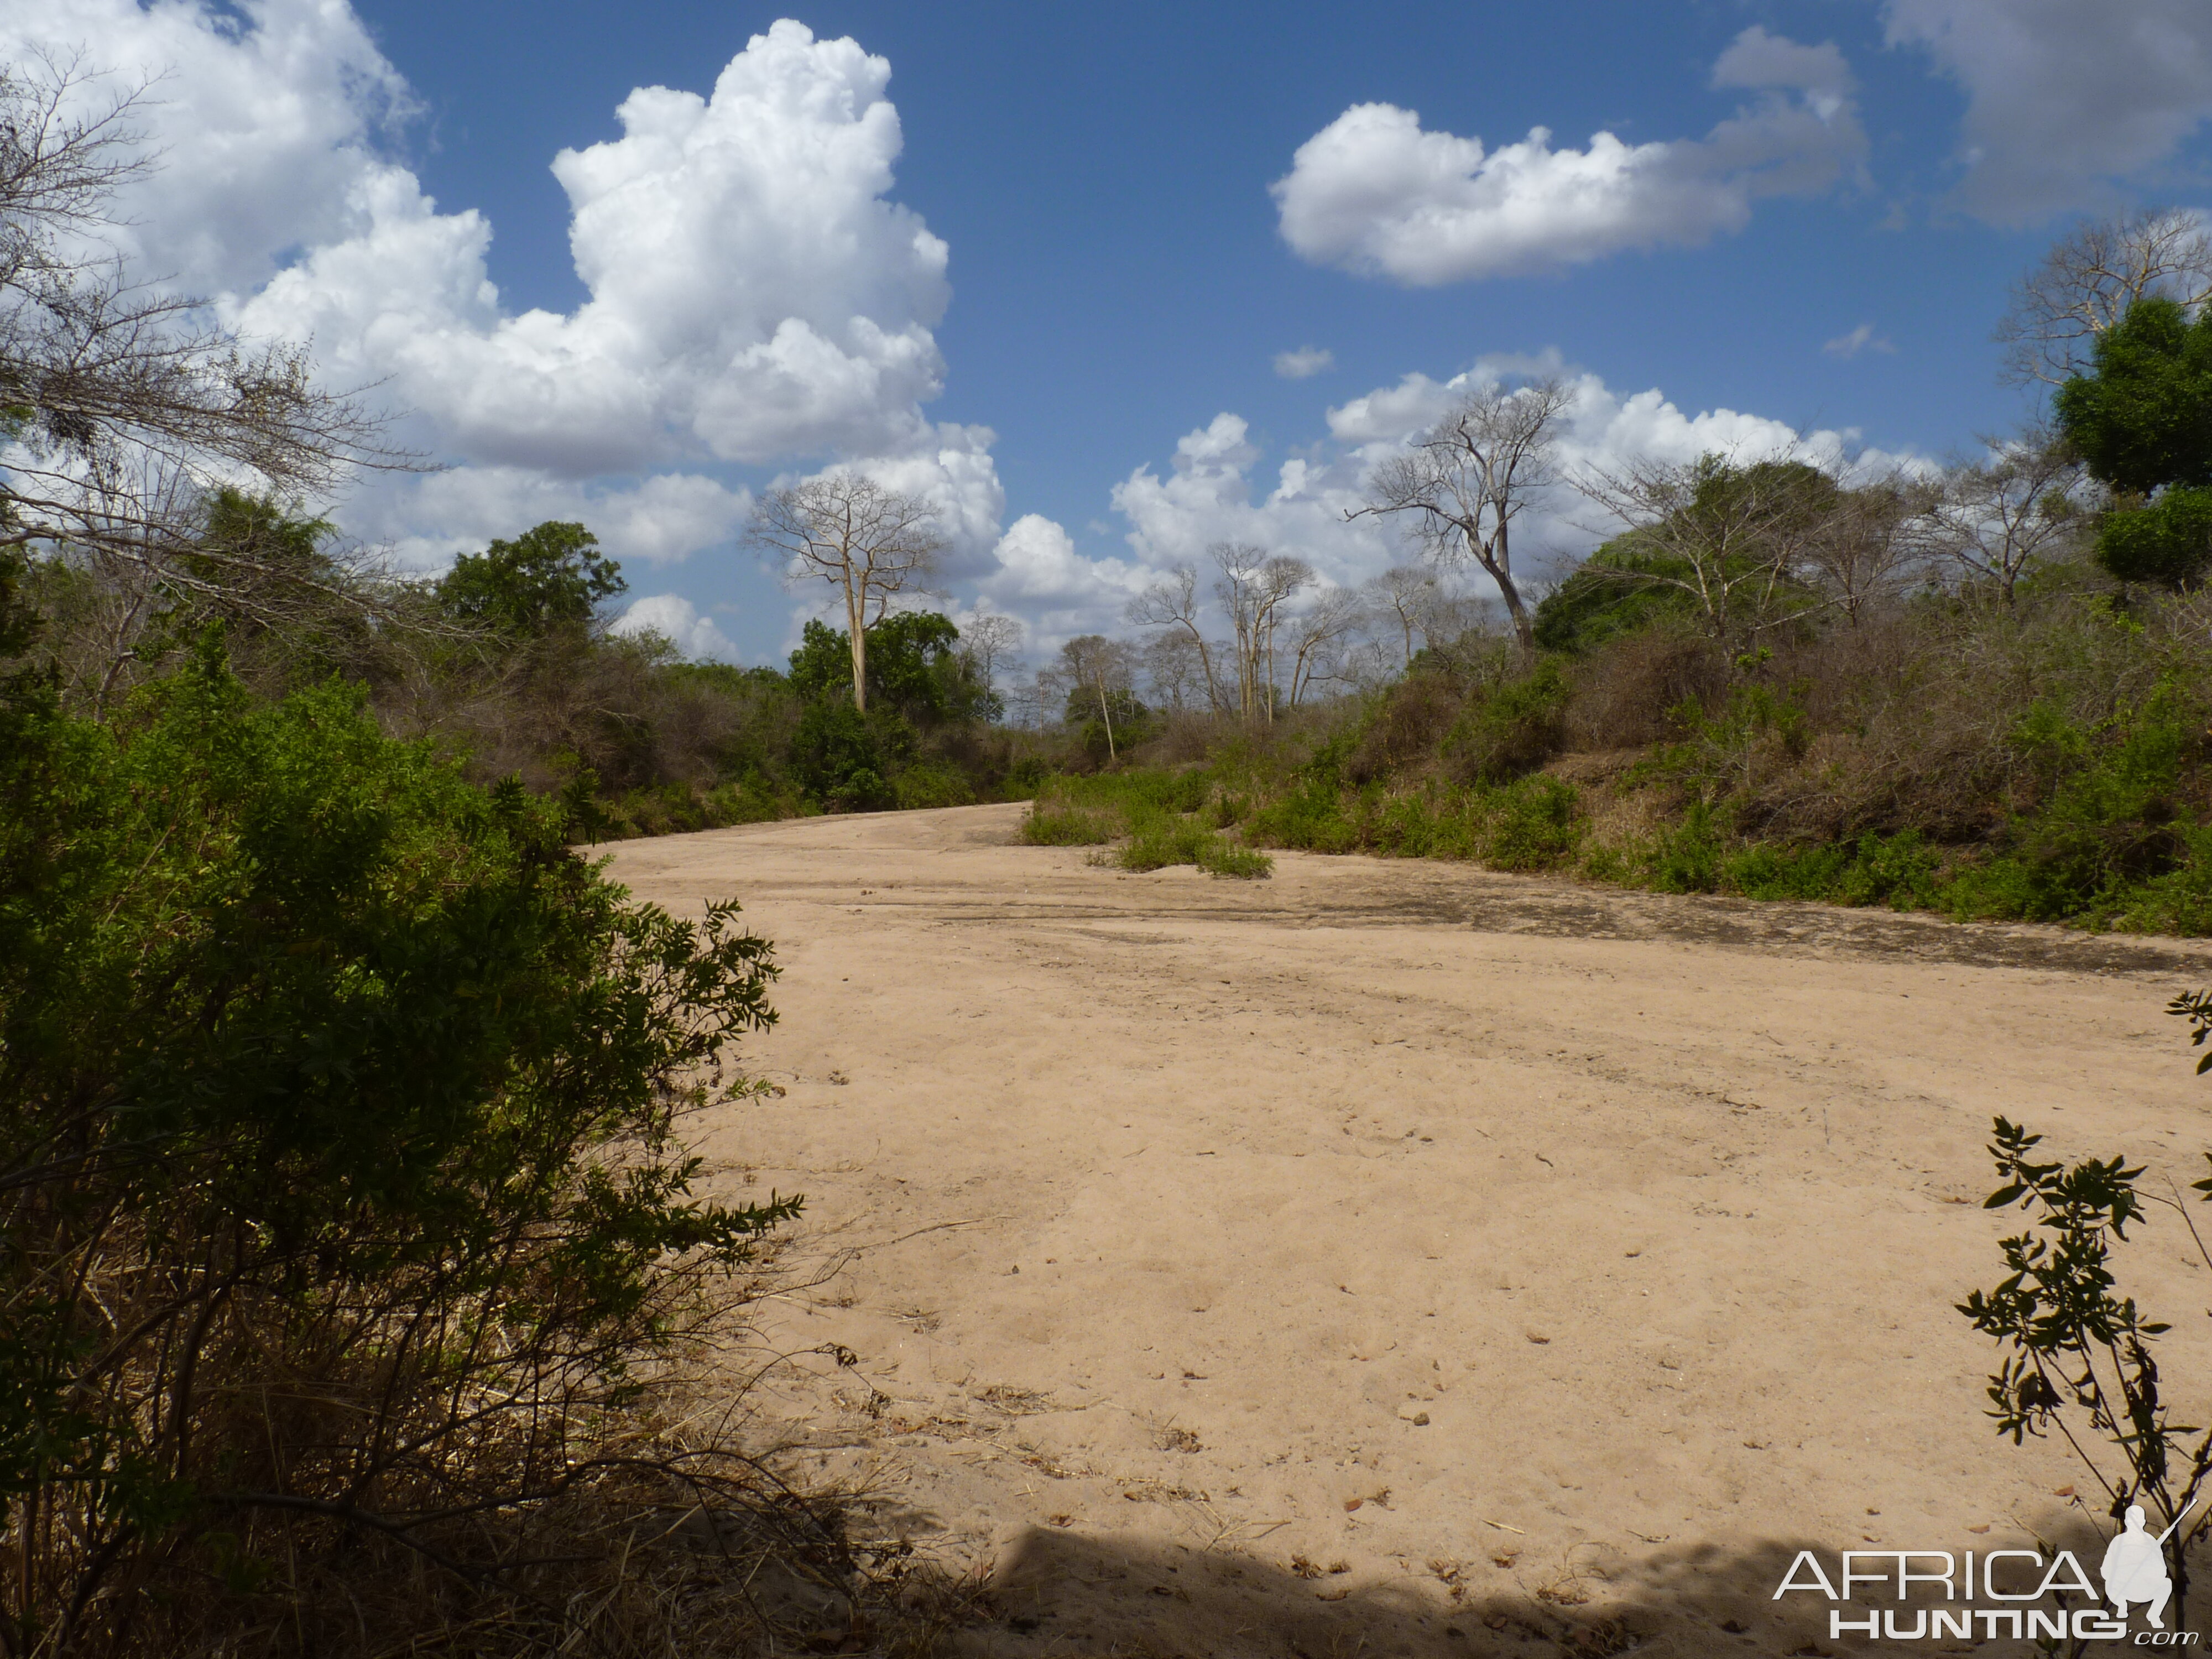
[1822,322,1896,358]
[1883,0,2212,223]
[609,594,740,661]
[1274,345,1335,379]
[1271,28,1864,284]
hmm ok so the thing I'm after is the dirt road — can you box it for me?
[603,804,2212,1656]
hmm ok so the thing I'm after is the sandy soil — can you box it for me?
[602,805,2212,1657]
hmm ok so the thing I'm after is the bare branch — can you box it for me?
[1996,207,2212,387]
[744,474,945,711]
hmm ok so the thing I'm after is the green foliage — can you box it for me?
[1944,677,2208,925]
[1018,771,1271,878]
[790,697,905,811]
[1720,830,1941,909]
[788,613,994,725]
[1065,682,1156,760]
[436,520,626,638]
[1532,542,1702,653]
[0,637,796,1647]
[2054,296,2212,497]
[1645,681,1812,804]
[2097,485,2212,587]
[1442,656,1571,782]
[1958,1079,2212,1616]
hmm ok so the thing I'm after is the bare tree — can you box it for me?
[1915,430,2087,604]
[1126,564,1227,713]
[962,606,1024,704]
[1362,564,1447,667]
[1285,586,1363,706]
[1578,452,1843,645]
[0,56,411,692]
[1212,543,1310,723]
[746,474,945,711]
[1799,471,1931,626]
[1140,628,1208,712]
[1996,207,2212,386]
[1353,378,1573,652]
[1059,633,1138,759]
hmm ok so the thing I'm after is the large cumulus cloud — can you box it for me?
[0,2,1001,596]
[1271,27,1864,284]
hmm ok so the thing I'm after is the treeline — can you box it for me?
[1027,210,2212,932]
[17,504,1066,834]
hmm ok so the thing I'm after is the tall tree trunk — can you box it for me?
[844,577,868,711]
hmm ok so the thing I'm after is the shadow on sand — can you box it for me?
[948,1526,1877,1657]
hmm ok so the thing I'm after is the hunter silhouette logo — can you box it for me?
[1772,1509,2206,1646]
[2104,1501,2192,1630]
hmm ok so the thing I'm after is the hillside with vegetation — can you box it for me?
[1013,223,2212,935]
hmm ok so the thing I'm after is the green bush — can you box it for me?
[0,639,797,1652]
[1443,658,1572,783]
[1480,775,1585,872]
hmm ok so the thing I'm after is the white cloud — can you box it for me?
[609,594,740,661]
[369,469,754,573]
[3,2,1017,643]
[978,360,1928,647]
[222,17,952,470]
[1822,322,1896,358]
[0,0,416,298]
[1271,27,1865,284]
[1884,0,2212,225]
[1274,345,1335,379]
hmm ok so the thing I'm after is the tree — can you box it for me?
[1996,207,2212,387]
[1212,542,1309,723]
[2052,298,2212,497]
[1914,434,2085,604]
[746,476,945,712]
[1140,628,1209,712]
[1577,455,1846,646]
[0,638,799,1652]
[1354,378,1574,652]
[1285,586,1362,706]
[962,607,1025,709]
[1364,565,1443,667]
[1126,565,1227,713]
[435,520,625,638]
[1059,634,1139,760]
[1791,473,1927,625]
[0,59,403,675]
[787,611,987,726]
[1957,990,2212,1637]
[2053,297,2212,587]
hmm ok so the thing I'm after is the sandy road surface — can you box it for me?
[603,805,2212,1656]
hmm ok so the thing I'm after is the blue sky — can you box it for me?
[11,1,2212,663]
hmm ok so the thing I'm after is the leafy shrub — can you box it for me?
[0,640,800,1655]
[1442,657,1571,783]
[1480,775,1585,871]
[1020,805,1120,845]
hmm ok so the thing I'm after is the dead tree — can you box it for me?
[1353,378,1573,653]
[747,474,945,711]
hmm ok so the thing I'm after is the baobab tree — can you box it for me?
[1353,378,1574,653]
[746,474,945,711]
